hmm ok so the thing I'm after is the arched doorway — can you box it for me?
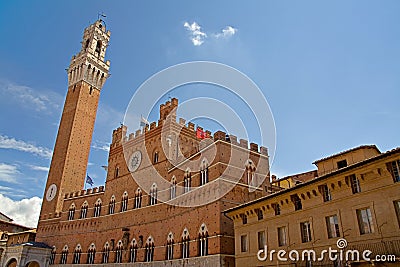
[6,258,17,267]
[25,261,40,267]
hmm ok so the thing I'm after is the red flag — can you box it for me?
[196,128,205,139]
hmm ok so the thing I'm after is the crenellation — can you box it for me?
[110,101,224,150]
[260,146,268,156]
[250,142,258,152]
[112,125,127,145]
[160,97,178,120]
[239,139,248,149]
[188,122,195,131]
[229,135,238,145]
[171,97,178,106]
[63,187,106,200]
[179,118,186,125]
[214,130,226,141]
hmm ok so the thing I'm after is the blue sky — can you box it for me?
[0,1,399,226]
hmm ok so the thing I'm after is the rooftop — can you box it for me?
[0,211,13,222]
[225,146,400,214]
[10,241,52,249]
[312,144,380,164]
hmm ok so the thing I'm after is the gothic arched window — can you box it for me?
[181,228,190,259]
[145,236,155,262]
[95,40,102,54]
[80,201,88,219]
[134,188,142,209]
[109,195,116,214]
[129,239,138,263]
[245,159,256,186]
[166,232,174,260]
[72,244,82,264]
[102,242,110,263]
[149,183,158,205]
[60,245,68,264]
[200,158,209,186]
[198,223,209,256]
[50,246,56,264]
[170,176,177,199]
[94,198,102,217]
[68,203,75,221]
[184,168,191,193]
[121,191,128,212]
[87,243,96,264]
[115,240,123,263]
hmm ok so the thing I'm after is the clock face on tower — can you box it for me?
[129,150,142,172]
[46,184,57,202]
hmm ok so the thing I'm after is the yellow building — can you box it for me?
[226,145,400,267]
[271,170,318,189]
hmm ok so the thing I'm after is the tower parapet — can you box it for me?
[160,97,178,120]
[112,125,128,145]
[67,20,111,90]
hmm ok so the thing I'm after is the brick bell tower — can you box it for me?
[39,20,111,219]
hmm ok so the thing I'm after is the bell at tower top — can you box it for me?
[80,19,111,61]
[67,19,111,90]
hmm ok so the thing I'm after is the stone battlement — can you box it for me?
[110,98,267,156]
[213,130,268,155]
[64,186,105,200]
[111,119,212,146]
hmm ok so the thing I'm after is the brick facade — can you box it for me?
[34,20,271,267]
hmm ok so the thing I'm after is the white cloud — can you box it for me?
[0,80,62,113]
[0,163,20,183]
[184,21,207,46]
[0,194,42,228]
[92,141,110,152]
[0,185,13,191]
[0,134,53,159]
[183,22,238,46]
[28,165,50,172]
[215,26,238,38]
